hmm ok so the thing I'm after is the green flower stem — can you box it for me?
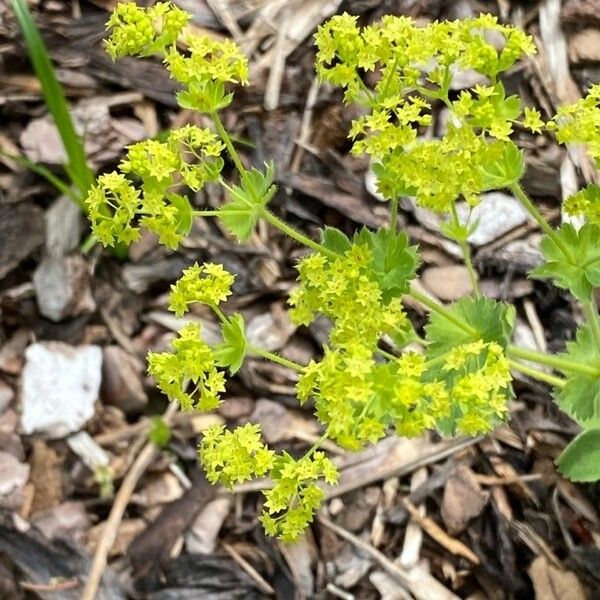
[390,196,399,232]
[582,298,600,354]
[304,430,330,460]
[260,208,339,260]
[248,344,306,373]
[507,345,600,377]
[510,182,574,263]
[210,111,246,176]
[407,286,478,337]
[450,203,480,298]
[508,359,565,388]
[377,347,397,361]
[211,304,228,324]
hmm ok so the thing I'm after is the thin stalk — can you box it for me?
[582,298,600,355]
[390,196,399,232]
[507,345,600,377]
[376,347,397,361]
[260,208,339,260]
[509,359,565,388]
[510,182,574,263]
[450,203,479,297]
[248,344,306,373]
[210,111,246,176]
[304,431,329,460]
[408,286,478,337]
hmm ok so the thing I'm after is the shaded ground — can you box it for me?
[1,0,600,598]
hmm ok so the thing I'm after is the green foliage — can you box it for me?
[353,228,420,301]
[554,326,600,423]
[425,297,515,359]
[531,224,600,302]
[12,0,93,203]
[478,140,524,191]
[214,314,247,374]
[148,416,172,448]
[556,429,600,482]
[91,3,600,542]
[219,163,276,240]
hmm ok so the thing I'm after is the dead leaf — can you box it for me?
[441,465,489,535]
[528,556,586,600]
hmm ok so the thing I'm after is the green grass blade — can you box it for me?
[0,147,81,203]
[11,0,93,202]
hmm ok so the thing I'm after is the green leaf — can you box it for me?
[556,429,600,482]
[321,227,352,254]
[353,228,420,301]
[167,193,194,238]
[12,0,92,201]
[554,325,600,424]
[177,80,233,112]
[214,313,247,374]
[219,163,276,241]
[531,223,600,302]
[478,140,524,191]
[148,416,172,448]
[425,296,515,359]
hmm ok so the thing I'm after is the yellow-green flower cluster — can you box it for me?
[121,125,225,190]
[315,13,536,105]
[316,13,538,212]
[105,1,189,59]
[288,245,408,349]
[168,262,235,317]
[349,96,431,158]
[376,124,493,210]
[164,34,248,86]
[147,322,226,411]
[199,424,338,542]
[442,341,512,434]
[85,172,142,245]
[392,353,451,438]
[297,347,452,450]
[85,125,224,249]
[200,423,275,488]
[105,2,248,113]
[550,84,600,166]
[260,451,338,542]
[564,185,600,224]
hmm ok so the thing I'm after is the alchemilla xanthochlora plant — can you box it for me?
[89,2,600,541]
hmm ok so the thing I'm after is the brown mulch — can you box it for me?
[1,0,600,598]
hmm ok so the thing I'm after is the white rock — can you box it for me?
[20,342,102,438]
[457,192,532,246]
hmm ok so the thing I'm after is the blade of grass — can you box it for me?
[0,147,80,203]
[12,0,93,205]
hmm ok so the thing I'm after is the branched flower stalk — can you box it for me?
[88,2,600,540]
